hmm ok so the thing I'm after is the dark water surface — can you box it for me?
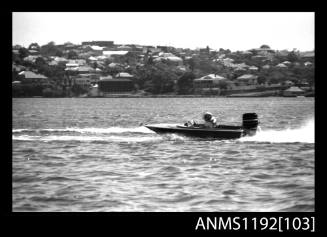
[12,97,314,212]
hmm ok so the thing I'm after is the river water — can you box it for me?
[12,97,314,212]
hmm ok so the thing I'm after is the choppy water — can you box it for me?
[12,97,314,212]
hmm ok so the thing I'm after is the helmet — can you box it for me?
[203,112,212,121]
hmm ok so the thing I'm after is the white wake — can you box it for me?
[12,126,155,134]
[240,119,314,143]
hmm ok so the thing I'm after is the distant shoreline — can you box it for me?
[13,95,314,99]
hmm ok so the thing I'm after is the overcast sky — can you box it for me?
[12,12,314,51]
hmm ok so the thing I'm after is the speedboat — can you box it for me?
[145,113,259,139]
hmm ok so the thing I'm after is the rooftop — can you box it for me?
[103,51,129,56]
[100,75,113,80]
[237,74,258,80]
[276,63,287,68]
[66,63,79,67]
[54,57,68,62]
[77,66,95,72]
[19,71,48,79]
[99,78,132,82]
[90,45,105,51]
[116,72,134,78]
[194,74,226,81]
[249,66,258,70]
[166,56,183,62]
[284,86,304,92]
[89,56,97,61]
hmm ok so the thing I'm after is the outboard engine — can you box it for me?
[242,113,259,136]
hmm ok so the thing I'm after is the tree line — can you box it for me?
[13,42,314,97]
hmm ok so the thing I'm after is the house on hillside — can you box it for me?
[117,45,132,51]
[65,62,79,71]
[65,59,90,72]
[98,77,135,94]
[193,74,227,94]
[76,66,95,74]
[153,53,183,66]
[116,72,134,79]
[88,56,98,62]
[96,55,107,61]
[282,61,292,65]
[103,51,129,57]
[84,46,105,56]
[283,86,305,97]
[90,45,105,51]
[66,59,86,66]
[23,55,41,63]
[48,57,69,66]
[276,63,287,68]
[54,57,69,63]
[241,51,253,55]
[236,74,258,86]
[234,63,249,71]
[100,75,113,80]
[18,71,50,85]
[108,63,121,69]
[77,73,100,84]
[73,77,91,89]
[82,41,114,48]
[95,68,102,73]
[234,67,247,72]
[165,56,183,65]
[249,66,258,71]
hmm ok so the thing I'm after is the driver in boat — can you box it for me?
[185,112,217,128]
[203,112,217,128]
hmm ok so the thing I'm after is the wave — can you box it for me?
[12,134,162,143]
[12,124,190,143]
[13,120,314,144]
[240,119,314,143]
[13,126,155,135]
